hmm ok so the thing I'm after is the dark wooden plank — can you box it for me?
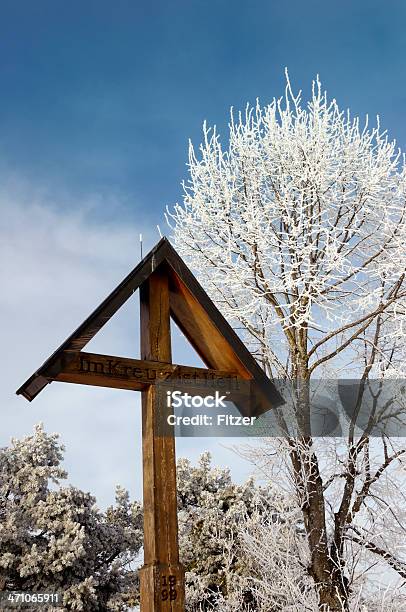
[48,351,240,393]
[139,269,185,611]
[169,270,250,375]
[43,349,260,415]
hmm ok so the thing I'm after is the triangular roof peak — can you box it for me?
[17,237,283,409]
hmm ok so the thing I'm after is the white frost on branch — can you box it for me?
[167,71,406,379]
[167,72,406,610]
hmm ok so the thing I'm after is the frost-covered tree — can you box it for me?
[167,72,406,610]
[0,425,143,611]
[177,452,301,610]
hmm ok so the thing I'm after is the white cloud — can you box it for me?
[0,190,151,506]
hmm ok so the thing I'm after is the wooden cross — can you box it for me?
[17,238,282,611]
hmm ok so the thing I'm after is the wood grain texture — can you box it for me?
[48,351,239,393]
[169,270,250,375]
[139,563,185,611]
[139,269,185,611]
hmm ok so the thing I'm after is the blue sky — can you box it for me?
[1,0,406,229]
[1,0,406,507]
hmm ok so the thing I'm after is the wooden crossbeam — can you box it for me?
[46,351,240,392]
[47,351,267,415]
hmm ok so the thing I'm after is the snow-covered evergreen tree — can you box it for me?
[177,451,302,610]
[0,425,143,611]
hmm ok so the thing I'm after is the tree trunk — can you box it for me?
[292,357,349,611]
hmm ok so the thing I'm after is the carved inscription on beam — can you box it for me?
[49,351,240,392]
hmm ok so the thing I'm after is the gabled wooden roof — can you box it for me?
[17,237,283,408]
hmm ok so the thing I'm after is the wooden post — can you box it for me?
[139,268,185,611]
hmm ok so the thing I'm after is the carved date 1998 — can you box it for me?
[161,575,177,601]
